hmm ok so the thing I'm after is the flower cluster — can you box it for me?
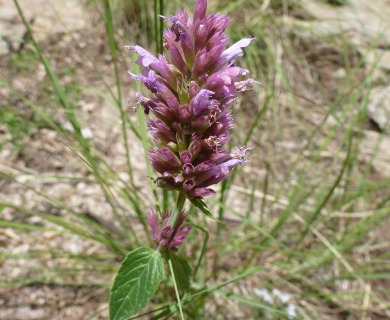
[147,210,191,252]
[129,0,254,199]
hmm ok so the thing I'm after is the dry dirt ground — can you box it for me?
[1,0,390,319]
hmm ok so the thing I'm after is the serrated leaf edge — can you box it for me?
[109,247,164,320]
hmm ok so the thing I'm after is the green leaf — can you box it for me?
[166,251,192,292]
[109,247,164,320]
[190,199,217,220]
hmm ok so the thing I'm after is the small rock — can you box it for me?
[104,54,112,63]
[65,242,81,254]
[360,130,390,177]
[53,160,64,170]
[0,124,8,134]
[335,67,346,78]
[367,86,390,133]
[76,182,87,191]
[373,50,390,72]
[78,100,95,112]
[13,243,30,254]
[0,7,16,22]
[81,127,93,139]
[364,49,390,84]
[0,38,9,55]
[37,64,46,81]
[62,121,74,132]
[62,75,73,85]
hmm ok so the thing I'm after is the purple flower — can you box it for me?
[147,210,191,252]
[128,0,254,199]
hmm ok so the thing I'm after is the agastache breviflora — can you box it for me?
[109,2,256,318]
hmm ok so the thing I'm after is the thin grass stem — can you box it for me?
[168,259,185,320]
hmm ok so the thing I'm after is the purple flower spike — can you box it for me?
[147,210,191,252]
[128,0,255,199]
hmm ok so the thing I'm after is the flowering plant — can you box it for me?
[109,1,254,319]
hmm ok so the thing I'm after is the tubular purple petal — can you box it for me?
[183,163,194,175]
[216,38,255,69]
[129,45,159,67]
[148,119,176,144]
[193,0,207,24]
[178,103,192,123]
[149,147,181,174]
[188,187,215,198]
[183,178,196,191]
[180,150,192,164]
[191,89,214,116]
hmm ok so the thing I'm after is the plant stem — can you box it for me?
[192,224,209,281]
[159,0,164,52]
[168,258,185,320]
[168,192,186,228]
[176,192,186,213]
[154,0,160,53]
